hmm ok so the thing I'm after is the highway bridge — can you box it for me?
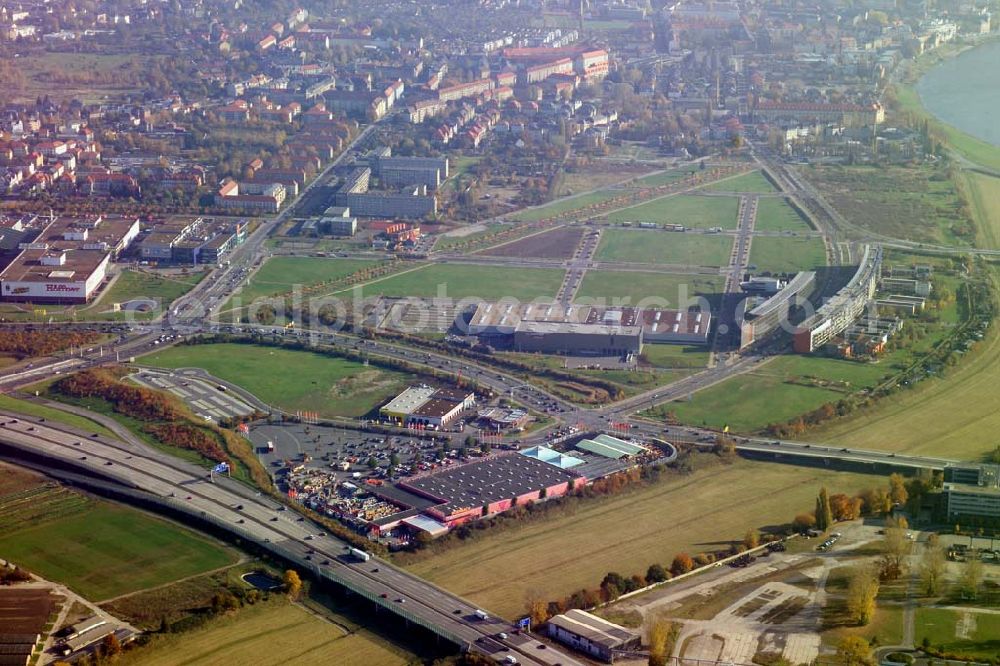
[0,412,585,666]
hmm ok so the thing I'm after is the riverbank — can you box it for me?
[890,35,1000,171]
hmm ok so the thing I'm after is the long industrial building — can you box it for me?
[547,609,641,663]
[739,271,816,349]
[793,245,881,353]
[467,302,712,355]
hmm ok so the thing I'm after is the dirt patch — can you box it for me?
[328,370,397,399]
[0,462,47,495]
[480,226,585,259]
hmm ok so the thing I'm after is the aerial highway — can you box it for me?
[0,411,584,666]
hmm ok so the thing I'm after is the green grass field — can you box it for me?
[749,236,827,273]
[754,198,813,233]
[0,486,235,601]
[575,270,723,307]
[914,608,1000,660]
[234,257,380,305]
[821,605,905,649]
[605,195,740,230]
[596,229,734,265]
[640,344,711,370]
[355,264,566,301]
[648,354,911,433]
[0,394,119,440]
[142,343,409,419]
[701,170,777,193]
[118,601,412,666]
[404,460,877,618]
[812,321,1000,461]
[93,270,205,313]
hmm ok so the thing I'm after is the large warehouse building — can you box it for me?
[467,302,712,355]
[379,386,476,429]
[399,453,585,528]
[0,214,139,304]
[547,609,641,663]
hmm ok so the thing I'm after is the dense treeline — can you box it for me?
[0,330,101,359]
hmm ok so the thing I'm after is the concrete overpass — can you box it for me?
[0,413,585,666]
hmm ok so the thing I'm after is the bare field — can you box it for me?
[479,226,585,259]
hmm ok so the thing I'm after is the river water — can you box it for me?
[916,39,1000,147]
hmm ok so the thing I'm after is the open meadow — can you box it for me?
[812,322,1000,461]
[117,601,413,666]
[604,195,739,230]
[575,270,724,307]
[701,170,777,193]
[0,468,236,601]
[142,343,410,419]
[232,257,380,305]
[403,460,878,619]
[753,198,813,233]
[807,164,973,246]
[354,263,566,301]
[749,236,827,273]
[961,170,1000,249]
[596,229,734,265]
[89,270,206,316]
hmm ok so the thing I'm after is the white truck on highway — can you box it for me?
[349,547,371,562]
[474,609,489,621]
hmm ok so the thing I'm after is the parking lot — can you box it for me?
[129,370,255,422]
[248,422,451,479]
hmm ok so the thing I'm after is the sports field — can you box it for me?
[575,270,724,307]
[604,195,739,230]
[405,460,877,618]
[118,601,412,666]
[753,198,813,233]
[701,170,777,193]
[143,343,409,419]
[234,257,380,305]
[0,483,235,601]
[596,229,734,265]
[355,264,566,301]
[748,236,827,273]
